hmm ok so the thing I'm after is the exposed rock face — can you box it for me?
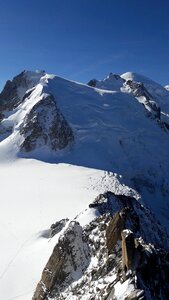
[32,192,169,300]
[0,70,44,112]
[50,218,69,238]
[0,71,30,138]
[20,94,74,152]
[0,71,74,154]
[121,230,135,271]
[87,79,98,87]
[0,76,22,110]
[106,211,125,254]
[32,221,90,300]
[124,79,161,119]
[120,229,169,299]
[87,73,168,129]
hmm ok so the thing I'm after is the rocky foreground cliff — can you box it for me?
[32,192,169,300]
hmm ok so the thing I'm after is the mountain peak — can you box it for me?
[88,72,125,91]
[0,69,46,109]
[1,69,169,299]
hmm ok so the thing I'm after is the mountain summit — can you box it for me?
[0,70,169,299]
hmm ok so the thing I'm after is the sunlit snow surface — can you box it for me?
[0,158,138,299]
[0,71,169,299]
[0,160,102,299]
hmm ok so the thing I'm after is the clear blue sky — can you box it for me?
[0,0,169,90]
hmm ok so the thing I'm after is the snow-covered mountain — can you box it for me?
[0,70,169,299]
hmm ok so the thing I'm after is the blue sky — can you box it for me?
[0,0,169,89]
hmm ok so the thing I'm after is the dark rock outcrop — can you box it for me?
[124,79,161,119]
[0,70,44,112]
[32,192,169,300]
[32,221,90,300]
[20,94,74,152]
[121,230,135,271]
[0,71,74,153]
[90,191,169,249]
[106,211,125,254]
[87,79,98,87]
[50,218,69,238]
[0,71,46,142]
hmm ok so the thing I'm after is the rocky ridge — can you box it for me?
[0,70,74,153]
[88,72,169,129]
[32,192,169,300]
[0,70,44,112]
[20,93,74,152]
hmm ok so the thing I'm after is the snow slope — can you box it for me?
[0,160,129,300]
[0,159,137,299]
[94,73,124,91]
[0,70,169,299]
